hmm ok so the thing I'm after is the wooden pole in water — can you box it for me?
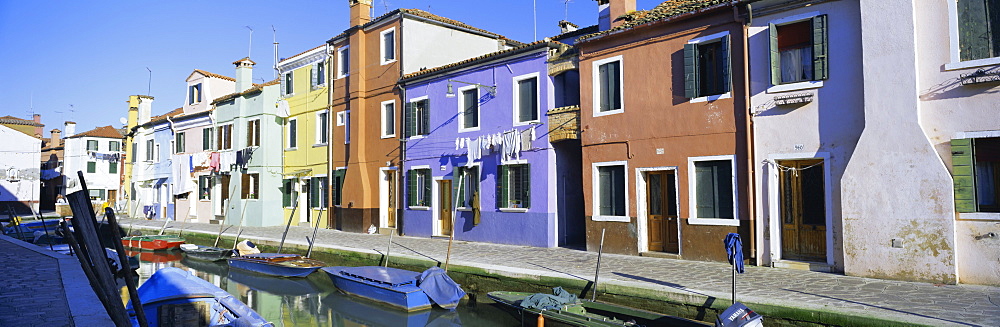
[383,228,395,267]
[213,216,226,247]
[592,228,606,301]
[276,202,298,254]
[444,174,465,272]
[231,199,249,251]
[158,214,170,235]
[105,208,149,327]
[306,207,324,258]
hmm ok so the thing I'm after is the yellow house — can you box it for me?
[277,45,331,228]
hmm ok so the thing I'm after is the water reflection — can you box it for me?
[129,253,520,326]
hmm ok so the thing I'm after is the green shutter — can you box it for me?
[522,165,530,209]
[109,162,117,174]
[598,63,609,111]
[812,15,829,80]
[311,178,320,208]
[282,179,291,207]
[952,138,977,213]
[422,170,432,206]
[683,43,699,98]
[87,162,96,173]
[404,102,414,138]
[453,167,463,207]
[721,35,731,93]
[407,170,417,206]
[498,165,508,209]
[421,100,430,136]
[609,61,622,111]
[599,167,611,215]
[958,0,992,61]
[769,23,781,85]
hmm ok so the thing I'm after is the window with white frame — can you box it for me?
[381,28,396,64]
[688,155,736,225]
[287,118,298,149]
[282,72,294,96]
[310,176,328,208]
[455,165,479,209]
[336,111,350,144]
[405,98,430,137]
[514,73,540,124]
[407,168,431,207]
[337,46,349,79]
[202,127,214,150]
[281,178,297,207]
[459,86,479,131]
[381,100,395,138]
[316,110,329,145]
[953,137,1000,213]
[769,14,828,85]
[217,124,233,150]
[593,162,626,219]
[312,62,326,88]
[593,56,623,115]
[332,168,346,206]
[955,0,1000,62]
[684,32,731,100]
[199,176,213,200]
[175,132,186,153]
[189,83,202,104]
[241,173,260,199]
[109,141,120,152]
[499,164,530,209]
[87,140,99,151]
[247,119,261,147]
[154,143,160,162]
[145,139,154,161]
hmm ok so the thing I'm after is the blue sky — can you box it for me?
[0,0,661,135]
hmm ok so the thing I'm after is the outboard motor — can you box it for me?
[235,240,260,256]
[715,302,763,327]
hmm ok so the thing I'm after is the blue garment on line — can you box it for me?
[724,233,744,274]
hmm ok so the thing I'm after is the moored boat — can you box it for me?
[121,235,185,251]
[128,267,272,327]
[322,266,466,312]
[179,244,233,262]
[227,253,324,278]
[126,249,183,263]
[488,288,711,327]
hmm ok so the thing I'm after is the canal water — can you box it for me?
[129,252,522,326]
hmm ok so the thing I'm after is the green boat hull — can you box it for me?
[487,291,710,327]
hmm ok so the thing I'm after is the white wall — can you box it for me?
[401,18,507,75]
[0,125,41,210]
[63,135,123,198]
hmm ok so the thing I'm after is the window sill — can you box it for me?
[313,143,328,148]
[285,147,297,151]
[381,59,397,66]
[689,92,732,103]
[593,108,624,117]
[337,75,348,80]
[944,57,1000,71]
[408,206,430,211]
[499,208,529,213]
[457,207,473,212]
[958,212,1000,221]
[199,199,211,202]
[311,85,326,91]
[458,127,481,133]
[687,217,740,226]
[592,215,629,222]
[514,120,541,127]
[408,135,426,141]
[381,134,396,139]
[767,81,823,94]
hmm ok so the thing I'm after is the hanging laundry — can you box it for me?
[209,152,221,171]
[520,128,532,150]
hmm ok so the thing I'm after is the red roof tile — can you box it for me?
[67,125,124,139]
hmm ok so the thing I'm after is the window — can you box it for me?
[459,86,479,131]
[407,168,431,207]
[953,137,1000,213]
[287,118,298,148]
[381,28,396,64]
[155,143,160,161]
[87,162,96,173]
[337,46,349,78]
[312,62,326,88]
[247,119,261,147]
[688,156,736,225]
[189,83,202,104]
[88,189,105,201]
[956,0,1000,61]
[281,178,297,207]
[217,124,233,150]
[282,72,294,96]
[514,73,540,124]
[405,98,430,137]
[175,132,185,153]
[199,176,213,200]
[344,111,351,144]
[499,164,530,209]
[769,15,828,85]
[332,169,346,206]
[241,173,260,199]
[109,161,117,174]
[109,141,120,152]
[455,166,479,209]
[131,143,137,163]
[202,127,214,150]
[145,140,154,161]
[684,32,731,100]
[316,110,329,145]
[310,176,328,208]
[381,100,395,138]
[593,56,623,116]
[595,163,626,218]
[87,140,99,151]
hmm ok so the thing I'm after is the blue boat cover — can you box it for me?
[417,267,466,310]
[520,286,579,310]
[132,267,229,306]
[339,266,419,287]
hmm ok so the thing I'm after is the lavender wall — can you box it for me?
[402,49,569,248]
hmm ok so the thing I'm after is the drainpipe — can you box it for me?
[736,3,758,265]
[327,43,335,230]
[396,19,406,236]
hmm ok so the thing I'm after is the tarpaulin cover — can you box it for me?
[40,169,61,180]
[519,286,579,310]
[725,233,745,274]
[417,266,467,310]
[131,267,228,307]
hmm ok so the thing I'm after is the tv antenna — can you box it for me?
[564,0,573,21]
[272,25,278,79]
[146,67,152,96]
[245,26,253,59]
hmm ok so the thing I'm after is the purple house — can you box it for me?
[399,40,585,248]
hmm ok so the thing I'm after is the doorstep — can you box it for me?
[640,251,681,260]
[772,259,835,272]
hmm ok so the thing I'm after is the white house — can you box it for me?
[62,124,125,208]
[0,124,42,215]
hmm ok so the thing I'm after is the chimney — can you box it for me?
[234,58,256,93]
[596,0,635,31]
[50,129,61,149]
[33,114,43,136]
[349,0,373,26]
[64,121,76,137]
[135,95,153,125]
[558,20,578,34]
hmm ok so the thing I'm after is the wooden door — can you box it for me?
[107,190,117,207]
[386,171,397,228]
[439,180,452,236]
[779,159,826,262]
[647,171,679,253]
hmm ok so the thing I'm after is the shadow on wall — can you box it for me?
[920,67,1000,102]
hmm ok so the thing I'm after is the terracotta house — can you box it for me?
[576,0,752,262]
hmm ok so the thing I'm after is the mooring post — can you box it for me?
[592,228,606,301]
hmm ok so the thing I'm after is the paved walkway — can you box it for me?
[0,235,111,327]
[127,218,1000,326]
